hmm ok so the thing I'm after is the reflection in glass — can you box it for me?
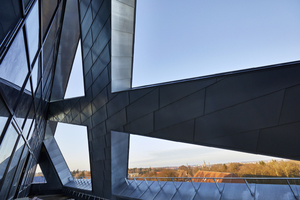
[42,0,58,37]
[19,155,34,190]
[0,1,22,45]
[23,0,31,9]
[0,30,28,87]
[0,97,10,138]
[0,124,19,181]
[25,0,39,64]
[0,138,25,199]
[15,84,32,127]
[28,128,37,148]
[7,145,28,199]
[22,118,34,140]
[31,58,40,92]
[25,77,32,94]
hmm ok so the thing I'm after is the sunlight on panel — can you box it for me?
[54,123,90,171]
[64,40,85,99]
[129,134,282,168]
[133,0,300,87]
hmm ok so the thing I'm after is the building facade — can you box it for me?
[1,0,300,199]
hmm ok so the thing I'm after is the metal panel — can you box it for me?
[124,113,153,135]
[111,0,136,92]
[279,84,300,124]
[126,89,158,122]
[195,90,284,142]
[154,182,181,200]
[111,131,129,196]
[205,64,300,114]
[159,78,216,108]
[194,182,225,200]
[107,92,129,117]
[43,137,73,185]
[155,90,205,130]
[51,0,80,101]
[257,121,300,158]
[139,181,167,199]
[112,0,135,34]
[172,182,199,200]
[203,130,260,152]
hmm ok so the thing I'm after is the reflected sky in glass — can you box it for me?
[0,30,28,87]
[25,0,39,64]
[0,124,18,180]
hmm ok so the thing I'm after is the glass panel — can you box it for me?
[0,0,22,45]
[7,145,28,199]
[25,0,39,64]
[31,57,40,92]
[42,0,58,37]
[0,124,19,181]
[22,118,34,139]
[0,97,10,138]
[0,29,28,87]
[19,154,33,190]
[28,128,37,148]
[14,82,32,127]
[0,138,25,199]
[23,0,31,9]
[24,76,31,92]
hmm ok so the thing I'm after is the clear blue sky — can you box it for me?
[49,0,299,172]
[133,0,300,87]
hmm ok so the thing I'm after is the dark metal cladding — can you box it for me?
[0,0,300,199]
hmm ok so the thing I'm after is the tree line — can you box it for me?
[128,160,300,179]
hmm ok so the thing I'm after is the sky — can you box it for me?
[133,0,300,87]
[54,123,90,171]
[43,0,300,172]
[129,135,281,168]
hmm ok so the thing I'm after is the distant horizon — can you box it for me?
[129,134,283,169]
[128,158,286,169]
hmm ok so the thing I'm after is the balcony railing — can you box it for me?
[126,177,300,199]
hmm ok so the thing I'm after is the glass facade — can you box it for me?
[1,0,300,199]
[0,0,62,198]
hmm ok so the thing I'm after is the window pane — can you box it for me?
[0,0,22,45]
[23,0,31,9]
[25,0,39,64]
[0,97,10,138]
[0,124,19,180]
[25,76,32,92]
[42,0,58,37]
[31,57,40,92]
[0,29,28,87]
[0,138,25,199]
[15,83,32,127]
[22,113,34,140]
[7,145,28,199]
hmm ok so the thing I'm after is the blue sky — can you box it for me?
[52,0,299,171]
[133,0,300,87]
